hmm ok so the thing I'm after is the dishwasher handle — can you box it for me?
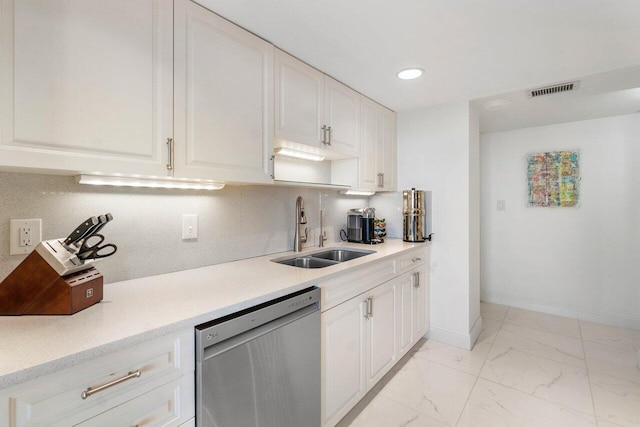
[200,303,318,361]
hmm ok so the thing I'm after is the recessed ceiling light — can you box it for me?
[482,99,512,111]
[397,68,424,80]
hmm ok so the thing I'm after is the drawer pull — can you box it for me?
[81,370,141,399]
[412,257,422,262]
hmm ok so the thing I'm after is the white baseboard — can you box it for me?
[481,292,640,331]
[426,321,481,350]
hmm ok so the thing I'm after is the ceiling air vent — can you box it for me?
[526,80,580,98]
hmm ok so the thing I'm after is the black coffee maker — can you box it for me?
[347,208,376,244]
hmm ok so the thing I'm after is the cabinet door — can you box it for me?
[396,272,414,356]
[378,106,397,191]
[412,265,430,342]
[358,97,378,191]
[324,77,359,156]
[174,0,274,183]
[274,49,324,148]
[366,280,397,388]
[0,0,173,176]
[322,296,366,427]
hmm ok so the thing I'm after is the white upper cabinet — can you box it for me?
[359,98,379,190]
[275,49,359,158]
[324,77,359,156]
[378,105,397,190]
[359,97,397,191]
[173,0,274,183]
[0,0,173,176]
[274,49,324,148]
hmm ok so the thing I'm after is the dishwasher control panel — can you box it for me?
[196,287,320,353]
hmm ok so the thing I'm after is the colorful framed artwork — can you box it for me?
[527,151,580,207]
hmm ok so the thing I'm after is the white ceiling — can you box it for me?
[473,66,640,133]
[197,0,640,113]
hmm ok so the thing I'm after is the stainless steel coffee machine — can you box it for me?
[347,208,377,244]
[403,188,432,242]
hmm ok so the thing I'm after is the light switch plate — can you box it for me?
[182,214,198,240]
[10,219,42,255]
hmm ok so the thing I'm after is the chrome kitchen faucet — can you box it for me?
[294,196,308,252]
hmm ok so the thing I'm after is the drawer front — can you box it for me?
[320,258,395,312]
[395,246,428,275]
[75,373,195,427]
[9,330,194,427]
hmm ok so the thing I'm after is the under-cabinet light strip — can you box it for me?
[77,175,225,190]
[340,189,376,196]
[274,147,326,162]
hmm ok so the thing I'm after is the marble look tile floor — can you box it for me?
[337,302,640,427]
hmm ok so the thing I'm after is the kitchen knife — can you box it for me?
[90,213,113,236]
[73,213,114,254]
[66,214,107,252]
[63,216,99,246]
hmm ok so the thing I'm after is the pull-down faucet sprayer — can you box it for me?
[294,196,308,252]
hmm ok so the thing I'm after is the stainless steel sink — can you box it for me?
[310,249,374,262]
[272,247,375,269]
[276,256,338,269]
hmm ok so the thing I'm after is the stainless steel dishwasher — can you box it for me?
[195,287,321,427]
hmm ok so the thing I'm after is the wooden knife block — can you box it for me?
[0,251,103,315]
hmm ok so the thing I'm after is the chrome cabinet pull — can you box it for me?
[414,272,420,288]
[412,257,422,262]
[327,126,332,145]
[363,297,373,319]
[377,173,384,187]
[269,155,275,179]
[81,370,141,399]
[166,137,174,171]
[321,125,327,144]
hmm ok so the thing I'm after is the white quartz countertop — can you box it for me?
[0,239,426,388]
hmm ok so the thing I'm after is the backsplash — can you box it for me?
[0,172,371,284]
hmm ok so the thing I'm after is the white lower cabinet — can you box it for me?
[412,265,430,342]
[322,294,367,427]
[321,246,430,427]
[365,280,397,389]
[397,271,415,357]
[0,330,194,427]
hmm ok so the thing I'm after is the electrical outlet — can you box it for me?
[497,200,506,211]
[10,219,42,255]
[182,214,198,240]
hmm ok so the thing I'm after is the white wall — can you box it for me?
[397,101,481,349]
[481,113,640,329]
[0,171,369,284]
